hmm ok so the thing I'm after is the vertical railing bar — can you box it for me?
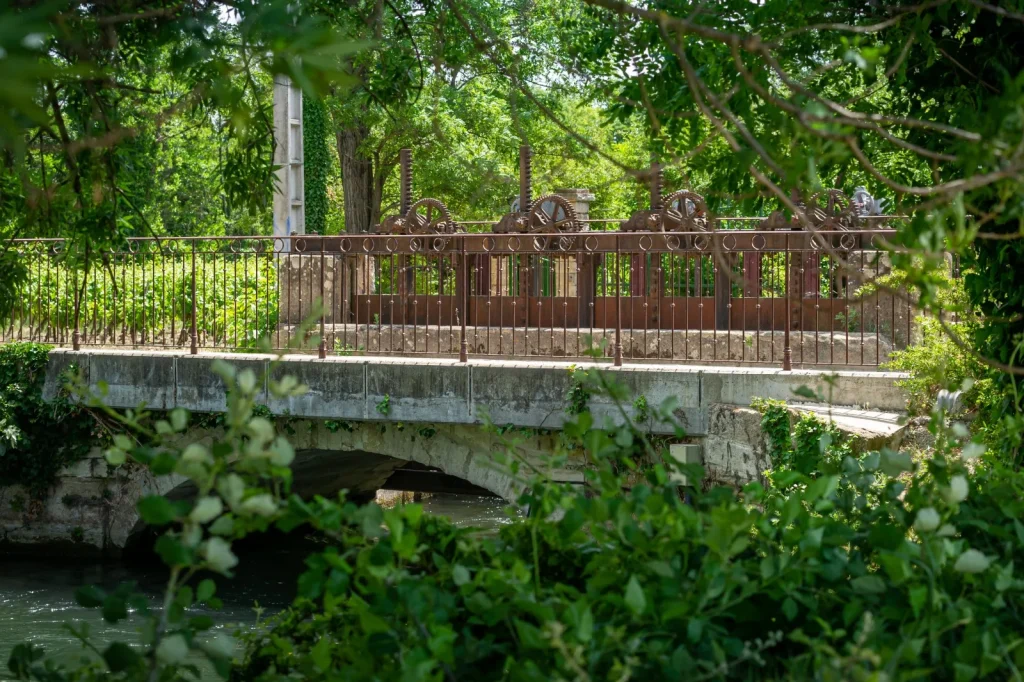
[783,234,792,371]
[614,234,622,367]
[460,235,468,362]
[190,241,198,354]
[319,237,326,359]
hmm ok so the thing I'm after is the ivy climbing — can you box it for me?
[302,96,333,235]
[0,343,99,497]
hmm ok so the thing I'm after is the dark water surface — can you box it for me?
[0,494,510,679]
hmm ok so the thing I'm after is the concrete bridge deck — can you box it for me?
[44,349,908,436]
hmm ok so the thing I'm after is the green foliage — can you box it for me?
[754,398,853,483]
[885,274,988,416]
[633,394,650,425]
[303,97,333,235]
[11,249,278,349]
[227,374,1024,681]
[7,342,315,682]
[0,343,97,497]
[375,394,391,416]
[8,354,1024,681]
[565,364,591,416]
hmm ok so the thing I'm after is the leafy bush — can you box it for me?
[883,272,988,415]
[9,247,278,349]
[231,389,1021,681]
[7,362,1024,682]
[0,343,98,496]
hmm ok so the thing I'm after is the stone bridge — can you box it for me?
[0,350,908,556]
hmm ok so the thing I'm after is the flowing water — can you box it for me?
[0,493,510,679]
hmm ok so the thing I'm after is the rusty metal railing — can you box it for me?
[0,229,916,368]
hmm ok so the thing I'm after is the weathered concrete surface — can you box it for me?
[294,324,897,366]
[703,403,910,488]
[0,420,577,557]
[43,350,909,437]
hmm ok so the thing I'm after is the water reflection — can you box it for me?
[0,492,511,677]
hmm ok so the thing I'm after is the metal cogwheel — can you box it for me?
[528,194,579,233]
[404,198,456,234]
[660,190,713,232]
[807,189,855,230]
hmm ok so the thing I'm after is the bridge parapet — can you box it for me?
[44,350,908,437]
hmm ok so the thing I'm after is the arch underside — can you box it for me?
[122,420,557,550]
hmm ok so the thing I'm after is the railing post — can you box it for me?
[782,233,792,371]
[460,234,469,363]
[190,241,198,355]
[319,237,327,359]
[72,245,85,351]
[614,233,623,367]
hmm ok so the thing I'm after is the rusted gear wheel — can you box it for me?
[405,198,456,234]
[661,190,713,232]
[807,189,854,230]
[529,194,579,233]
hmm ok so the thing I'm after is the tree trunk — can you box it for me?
[338,123,374,234]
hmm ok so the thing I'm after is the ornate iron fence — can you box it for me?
[0,145,919,367]
[1,228,915,368]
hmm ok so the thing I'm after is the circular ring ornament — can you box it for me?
[638,235,653,252]
[751,234,767,251]
[386,237,399,253]
[482,236,496,252]
[694,234,710,251]
[665,235,681,251]
[362,238,374,253]
[507,236,522,251]
[722,234,737,251]
[584,235,599,252]
[339,238,352,253]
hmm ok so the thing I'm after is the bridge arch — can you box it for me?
[117,420,570,552]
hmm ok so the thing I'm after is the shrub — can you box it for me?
[0,343,98,496]
[884,272,988,415]
[8,245,278,349]
[232,390,1023,681]
[7,364,1024,682]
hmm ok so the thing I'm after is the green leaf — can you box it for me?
[103,642,141,673]
[577,607,594,643]
[137,496,177,526]
[154,535,192,567]
[624,576,646,615]
[791,385,819,400]
[196,579,216,602]
[909,585,928,618]
[851,575,887,595]
[880,449,914,477]
[310,637,331,672]
[101,595,128,623]
[452,564,470,586]
[782,597,798,621]
[74,585,105,608]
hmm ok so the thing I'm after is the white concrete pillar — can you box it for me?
[273,75,304,248]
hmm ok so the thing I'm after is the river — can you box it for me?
[0,493,510,679]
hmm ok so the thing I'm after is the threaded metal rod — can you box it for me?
[400,148,413,215]
[519,145,532,214]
